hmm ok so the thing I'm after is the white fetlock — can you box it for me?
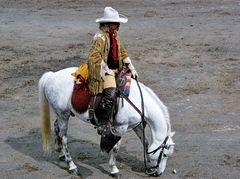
[69,161,77,171]
[110,165,119,174]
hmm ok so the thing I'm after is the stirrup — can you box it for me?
[96,125,105,135]
[88,108,97,126]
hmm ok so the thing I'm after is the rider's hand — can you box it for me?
[106,69,115,77]
[123,57,138,79]
[130,68,138,79]
[100,60,113,78]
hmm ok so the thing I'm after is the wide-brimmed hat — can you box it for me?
[96,7,128,23]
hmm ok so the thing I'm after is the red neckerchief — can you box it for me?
[109,31,118,62]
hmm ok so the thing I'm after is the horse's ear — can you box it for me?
[170,131,175,137]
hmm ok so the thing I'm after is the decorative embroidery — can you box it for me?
[94,32,105,42]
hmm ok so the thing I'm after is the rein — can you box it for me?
[117,73,169,175]
[135,79,148,170]
[119,90,144,118]
[118,78,148,170]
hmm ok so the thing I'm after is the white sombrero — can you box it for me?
[96,7,128,23]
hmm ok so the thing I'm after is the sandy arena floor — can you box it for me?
[0,0,239,178]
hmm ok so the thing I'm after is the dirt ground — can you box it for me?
[0,0,239,178]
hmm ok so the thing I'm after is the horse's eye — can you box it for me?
[163,154,167,158]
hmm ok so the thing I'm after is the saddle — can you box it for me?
[71,66,132,124]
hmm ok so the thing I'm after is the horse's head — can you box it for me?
[147,132,175,177]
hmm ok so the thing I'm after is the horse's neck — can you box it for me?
[136,82,171,136]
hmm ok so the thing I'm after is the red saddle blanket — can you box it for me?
[71,83,91,114]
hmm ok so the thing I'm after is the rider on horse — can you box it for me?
[88,7,138,125]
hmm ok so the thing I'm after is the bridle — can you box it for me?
[147,136,169,164]
[146,136,170,176]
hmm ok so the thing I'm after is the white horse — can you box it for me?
[39,67,175,177]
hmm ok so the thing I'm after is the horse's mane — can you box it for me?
[140,82,172,134]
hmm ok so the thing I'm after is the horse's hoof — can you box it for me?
[146,168,162,177]
[149,173,161,177]
[109,172,123,178]
[148,171,162,177]
[70,168,80,176]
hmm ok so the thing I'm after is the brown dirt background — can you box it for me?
[0,0,239,178]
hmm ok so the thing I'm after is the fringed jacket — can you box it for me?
[88,28,128,94]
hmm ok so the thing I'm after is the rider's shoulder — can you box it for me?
[93,31,106,42]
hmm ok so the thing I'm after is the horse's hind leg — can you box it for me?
[61,135,78,174]
[55,112,78,174]
[54,119,69,161]
[54,119,62,153]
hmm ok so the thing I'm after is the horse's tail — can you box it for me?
[38,71,54,155]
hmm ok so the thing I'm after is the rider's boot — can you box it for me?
[95,74,116,125]
[95,87,116,125]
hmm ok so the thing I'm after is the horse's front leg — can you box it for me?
[109,139,122,177]
[107,122,128,177]
[133,124,150,162]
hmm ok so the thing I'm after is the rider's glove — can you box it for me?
[123,57,138,79]
[106,69,115,76]
[100,60,115,79]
